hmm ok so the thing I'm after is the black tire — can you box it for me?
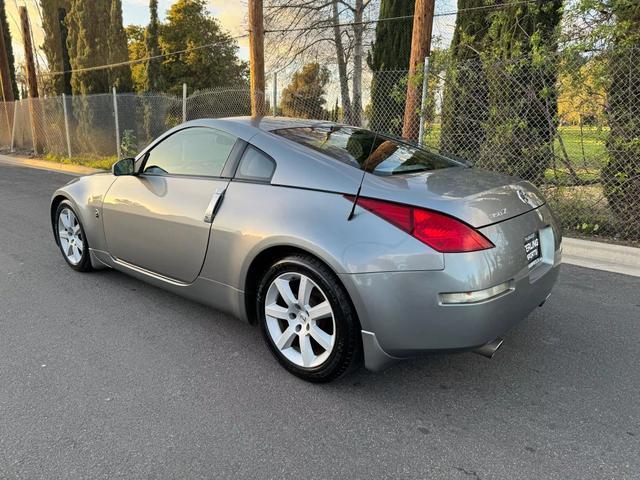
[54,201,93,272]
[256,254,361,382]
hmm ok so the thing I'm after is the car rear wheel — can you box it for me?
[55,201,92,272]
[256,254,360,382]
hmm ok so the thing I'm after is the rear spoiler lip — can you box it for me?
[475,202,547,230]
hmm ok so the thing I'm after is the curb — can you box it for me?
[563,237,640,278]
[0,154,105,176]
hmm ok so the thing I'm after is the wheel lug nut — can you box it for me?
[295,325,302,332]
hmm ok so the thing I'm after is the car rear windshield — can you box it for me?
[274,126,461,175]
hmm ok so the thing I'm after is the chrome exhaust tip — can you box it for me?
[473,338,504,359]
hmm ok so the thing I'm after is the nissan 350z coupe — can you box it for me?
[51,117,562,382]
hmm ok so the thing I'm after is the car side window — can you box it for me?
[235,145,276,182]
[143,127,237,177]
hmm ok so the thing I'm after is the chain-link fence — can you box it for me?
[0,48,638,241]
[0,86,252,159]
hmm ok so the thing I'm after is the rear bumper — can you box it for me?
[339,205,562,370]
[344,261,559,362]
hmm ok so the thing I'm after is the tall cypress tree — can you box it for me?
[67,0,110,94]
[143,0,164,92]
[142,0,166,145]
[67,0,114,154]
[602,0,640,231]
[41,0,72,95]
[477,0,563,182]
[366,0,414,135]
[439,0,493,160]
[67,0,131,93]
[0,0,18,99]
[107,0,133,92]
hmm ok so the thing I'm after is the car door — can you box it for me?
[102,126,237,283]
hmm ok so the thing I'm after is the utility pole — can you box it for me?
[248,0,266,117]
[402,0,435,143]
[20,6,42,153]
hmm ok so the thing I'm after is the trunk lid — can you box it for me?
[359,166,545,228]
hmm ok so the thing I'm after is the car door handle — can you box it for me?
[203,188,226,223]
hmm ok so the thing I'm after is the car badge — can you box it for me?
[516,189,529,205]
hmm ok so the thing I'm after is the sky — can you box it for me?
[122,0,250,57]
[4,1,456,73]
[5,0,250,68]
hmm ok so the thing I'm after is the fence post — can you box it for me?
[182,83,187,123]
[27,97,38,154]
[2,101,10,145]
[418,56,430,146]
[113,86,121,159]
[272,72,277,116]
[62,93,72,158]
[10,99,17,152]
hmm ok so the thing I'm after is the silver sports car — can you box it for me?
[51,117,561,382]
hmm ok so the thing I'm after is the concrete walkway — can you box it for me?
[1,153,638,277]
[0,153,103,176]
[562,237,640,277]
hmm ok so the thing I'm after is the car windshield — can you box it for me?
[274,126,462,175]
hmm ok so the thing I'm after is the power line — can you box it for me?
[435,0,539,17]
[42,34,250,77]
[7,6,47,67]
[35,0,539,78]
[264,0,539,34]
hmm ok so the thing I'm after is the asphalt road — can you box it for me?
[1,162,638,480]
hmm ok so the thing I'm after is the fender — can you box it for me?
[51,173,117,254]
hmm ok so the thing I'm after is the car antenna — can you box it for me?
[347,176,364,221]
[348,131,378,221]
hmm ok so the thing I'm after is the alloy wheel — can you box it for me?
[58,207,84,265]
[264,272,336,368]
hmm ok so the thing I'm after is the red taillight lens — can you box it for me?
[412,208,494,252]
[356,197,412,231]
[346,196,494,253]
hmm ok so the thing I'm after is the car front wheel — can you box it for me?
[55,201,92,272]
[257,254,360,382]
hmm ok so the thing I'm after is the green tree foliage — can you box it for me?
[280,63,330,119]
[160,0,247,95]
[108,0,133,91]
[67,0,132,94]
[366,0,414,136]
[140,1,166,145]
[67,0,129,155]
[67,0,111,94]
[380,47,447,143]
[439,0,492,159]
[143,0,164,92]
[601,0,640,227]
[0,0,18,99]
[476,0,563,182]
[41,0,72,95]
[126,25,146,92]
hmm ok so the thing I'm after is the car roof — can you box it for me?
[218,116,335,132]
[183,116,337,140]
[140,116,344,158]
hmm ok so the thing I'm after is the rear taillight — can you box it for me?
[345,196,494,253]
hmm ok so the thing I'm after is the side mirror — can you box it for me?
[112,157,136,176]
